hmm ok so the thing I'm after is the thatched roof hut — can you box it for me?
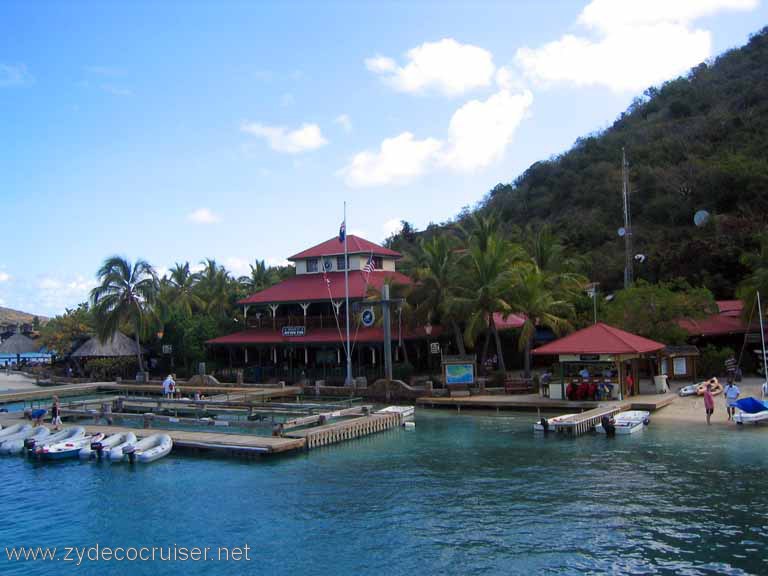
[0,333,40,355]
[71,332,142,358]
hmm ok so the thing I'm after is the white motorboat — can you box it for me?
[596,410,650,435]
[377,405,415,423]
[0,426,49,454]
[80,432,136,460]
[33,427,86,456]
[733,397,768,425]
[120,434,173,463]
[735,410,768,424]
[39,432,104,460]
[533,414,577,433]
[0,423,31,440]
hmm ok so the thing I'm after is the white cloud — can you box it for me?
[0,272,10,283]
[440,89,533,172]
[340,132,443,188]
[187,208,221,224]
[382,219,402,238]
[366,38,495,96]
[38,275,98,312]
[0,63,32,87]
[241,122,328,153]
[515,0,757,93]
[224,257,251,277]
[335,114,352,133]
[341,87,533,186]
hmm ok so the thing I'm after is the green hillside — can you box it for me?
[390,27,768,298]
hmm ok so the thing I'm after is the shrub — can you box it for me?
[698,345,734,378]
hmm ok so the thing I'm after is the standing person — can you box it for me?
[162,374,174,399]
[761,379,768,400]
[625,370,635,397]
[703,382,715,425]
[724,380,740,421]
[51,396,62,430]
[724,355,737,384]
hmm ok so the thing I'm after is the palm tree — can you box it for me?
[238,259,275,293]
[409,235,467,354]
[196,258,234,318]
[90,256,159,373]
[737,233,768,321]
[509,263,583,378]
[454,233,522,373]
[164,262,204,317]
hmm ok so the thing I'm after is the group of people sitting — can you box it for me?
[566,379,615,401]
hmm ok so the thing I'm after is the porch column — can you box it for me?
[304,347,309,364]
[337,347,341,364]
[268,304,279,329]
[243,304,250,323]
[244,347,249,364]
[371,346,376,366]
[300,302,310,326]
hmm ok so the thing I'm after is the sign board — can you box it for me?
[430,342,441,354]
[579,354,601,361]
[444,363,474,385]
[361,308,375,327]
[282,326,306,337]
[162,344,173,355]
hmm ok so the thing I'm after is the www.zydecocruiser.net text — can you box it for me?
[5,543,252,566]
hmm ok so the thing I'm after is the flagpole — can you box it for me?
[758,291,768,384]
[344,202,352,386]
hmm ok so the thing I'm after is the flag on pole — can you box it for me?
[363,252,376,281]
[338,221,346,243]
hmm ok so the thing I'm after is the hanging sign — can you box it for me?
[282,326,306,337]
[361,308,375,327]
[430,342,441,354]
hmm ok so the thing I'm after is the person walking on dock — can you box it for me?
[724,381,740,421]
[51,396,62,430]
[703,383,715,425]
[162,374,175,399]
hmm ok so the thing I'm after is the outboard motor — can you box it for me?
[124,444,137,464]
[91,441,104,460]
[540,418,549,434]
[601,415,616,437]
[23,438,37,454]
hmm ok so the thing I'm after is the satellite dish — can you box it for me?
[694,210,710,227]
[634,254,646,263]
[617,227,626,237]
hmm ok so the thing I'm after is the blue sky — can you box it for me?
[1,0,766,317]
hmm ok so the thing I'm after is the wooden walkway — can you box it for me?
[416,392,678,413]
[285,412,403,449]
[547,403,628,437]
[0,383,102,404]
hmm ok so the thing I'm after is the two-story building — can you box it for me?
[207,235,438,384]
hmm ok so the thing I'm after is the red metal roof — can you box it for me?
[238,270,412,305]
[288,235,401,261]
[532,322,665,356]
[493,312,526,330]
[207,324,439,346]
[678,315,748,337]
[716,300,744,317]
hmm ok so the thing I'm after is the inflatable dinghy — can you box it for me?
[80,432,137,460]
[0,426,49,454]
[121,434,172,464]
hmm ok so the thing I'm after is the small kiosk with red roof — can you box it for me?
[532,322,666,401]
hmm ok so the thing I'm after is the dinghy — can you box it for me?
[0,423,31,440]
[533,414,577,433]
[121,434,172,464]
[734,397,768,425]
[33,427,85,456]
[107,433,140,461]
[377,405,415,423]
[80,432,136,460]
[596,410,650,435]
[0,426,49,454]
[39,432,104,460]
[680,378,722,397]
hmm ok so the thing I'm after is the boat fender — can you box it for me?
[124,444,136,464]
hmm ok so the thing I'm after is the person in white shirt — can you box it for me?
[724,382,740,421]
[761,380,768,400]
[162,374,175,399]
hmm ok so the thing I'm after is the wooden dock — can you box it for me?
[416,392,678,413]
[546,403,628,437]
[285,411,403,449]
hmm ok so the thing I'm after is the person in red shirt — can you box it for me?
[703,382,715,424]
[625,371,635,397]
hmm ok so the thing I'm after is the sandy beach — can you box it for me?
[655,376,767,426]
[0,371,42,392]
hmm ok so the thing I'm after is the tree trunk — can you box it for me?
[451,319,466,355]
[134,325,145,374]
[480,318,491,373]
[524,334,532,379]
[491,318,506,373]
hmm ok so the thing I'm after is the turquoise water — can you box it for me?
[1,410,767,575]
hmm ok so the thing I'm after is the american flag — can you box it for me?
[363,253,375,279]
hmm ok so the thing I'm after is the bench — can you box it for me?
[504,378,533,395]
